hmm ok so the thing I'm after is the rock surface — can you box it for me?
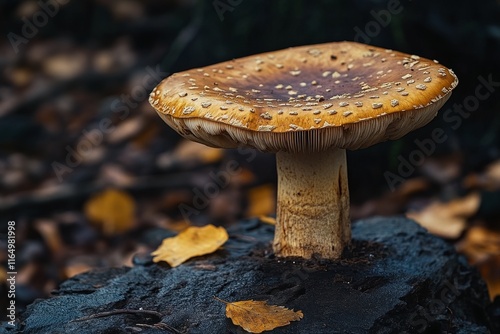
[4,217,497,333]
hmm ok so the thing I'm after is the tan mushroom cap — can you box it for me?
[150,41,458,153]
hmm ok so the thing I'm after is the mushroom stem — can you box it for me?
[273,148,351,259]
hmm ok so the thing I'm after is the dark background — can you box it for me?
[1,0,500,315]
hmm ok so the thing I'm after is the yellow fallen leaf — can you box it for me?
[259,216,276,225]
[151,225,228,267]
[215,297,303,333]
[84,189,135,235]
[246,184,276,217]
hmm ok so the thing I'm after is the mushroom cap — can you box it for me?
[150,41,458,153]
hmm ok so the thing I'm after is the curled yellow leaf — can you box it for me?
[151,225,228,267]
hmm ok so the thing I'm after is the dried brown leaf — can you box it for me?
[174,140,223,165]
[216,297,303,333]
[457,226,500,300]
[464,159,500,190]
[406,192,480,239]
[34,219,64,255]
[151,225,228,267]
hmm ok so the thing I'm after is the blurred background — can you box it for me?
[1,0,500,314]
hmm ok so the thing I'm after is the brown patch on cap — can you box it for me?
[150,41,458,153]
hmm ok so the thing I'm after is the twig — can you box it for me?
[72,308,163,322]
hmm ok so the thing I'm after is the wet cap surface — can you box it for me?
[150,41,458,152]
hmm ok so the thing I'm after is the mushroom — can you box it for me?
[149,41,458,259]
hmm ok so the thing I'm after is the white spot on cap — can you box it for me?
[390,99,399,107]
[343,111,353,117]
[260,112,272,120]
[401,74,412,80]
[416,84,427,90]
[308,48,322,56]
[201,102,212,108]
[258,125,276,132]
[372,103,383,109]
[289,124,303,130]
[339,102,349,107]
[178,92,187,97]
[182,106,195,114]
